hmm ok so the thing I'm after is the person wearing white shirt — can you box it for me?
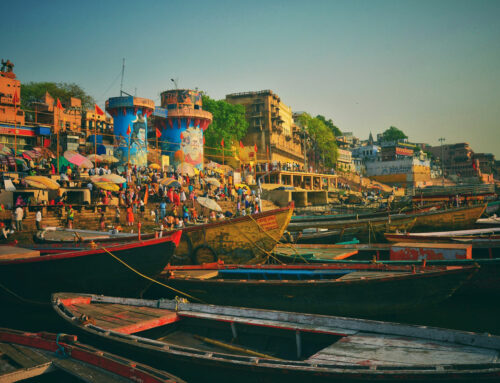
[35,210,42,230]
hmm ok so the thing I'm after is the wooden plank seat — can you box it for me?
[307,333,500,366]
[66,302,180,335]
[217,269,354,280]
[0,246,40,261]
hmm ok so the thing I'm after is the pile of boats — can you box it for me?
[2,202,500,382]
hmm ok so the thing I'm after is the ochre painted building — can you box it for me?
[226,90,304,166]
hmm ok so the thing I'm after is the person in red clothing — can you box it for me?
[167,187,174,204]
[173,190,181,207]
[126,205,134,227]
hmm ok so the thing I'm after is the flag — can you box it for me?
[56,98,63,110]
[95,104,104,116]
[126,124,131,135]
[221,138,224,147]
[156,127,161,138]
[239,141,244,149]
[254,144,258,152]
[12,91,19,107]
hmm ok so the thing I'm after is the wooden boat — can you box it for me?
[0,327,184,382]
[34,227,138,243]
[486,200,500,215]
[31,205,294,265]
[0,231,181,305]
[477,215,500,225]
[53,292,500,382]
[385,227,500,243]
[411,204,487,231]
[145,263,477,317]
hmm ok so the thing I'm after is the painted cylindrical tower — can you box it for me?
[105,96,155,167]
[157,89,212,170]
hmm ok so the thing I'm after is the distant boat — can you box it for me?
[384,227,500,243]
[477,215,500,226]
[146,263,477,318]
[53,292,500,382]
[0,328,184,383]
[0,231,181,305]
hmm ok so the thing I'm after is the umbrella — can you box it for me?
[176,162,196,177]
[101,154,119,163]
[205,161,221,170]
[94,182,120,192]
[0,144,12,156]
[64,150,94,169]
[196,196,222,212]
[87,154,103,162]
[160,178,181,188]
[204,177,221,187]
[25,176,60,190]
[91,174,126,184]
[149,163,161,170]
[24,178,48,189]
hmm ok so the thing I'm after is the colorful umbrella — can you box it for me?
[87,154,103,162]
[160,178,181,188]
[25,176,60,190]
[196,196,222,212]
[149,163,161,170]
[204,177,221,187]
[0,144,12,156]
[101,154,119,163]
[91,174,126,184]
[64,150,94,169]
[205,161,221,170]
[94,182,120,192]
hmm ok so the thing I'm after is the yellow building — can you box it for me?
[226,90,304,166]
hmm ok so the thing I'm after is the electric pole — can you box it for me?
[439,137,445,186]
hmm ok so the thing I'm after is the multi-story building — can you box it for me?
[337,148,354,172]
[380,141,416,161]
[32,92,82,133]
[226,90,304,166]
[427,143,477,178]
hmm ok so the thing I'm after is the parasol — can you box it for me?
[196,196,222,212]
[160,178,181,188]
[94,182,120,192]
[87,154,103,162]
[204,177,221,188]
[176,162,196,177]
[149,163,161,170]
[205,161,221,170]
[24,178,48,189]
[101,154,119,163]
[91,174,126,184]
[25,176,60,190]
[0,144,12,156]
[64,150,94,169]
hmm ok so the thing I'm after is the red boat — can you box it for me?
[0,231,181,305]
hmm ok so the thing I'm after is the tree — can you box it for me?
[296,112,339,167]
[316,114,342,137]
[202,95,248,151]
[21,81,96,110]
[381,126,407,142]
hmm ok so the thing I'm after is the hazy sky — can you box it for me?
[2,0,499,156]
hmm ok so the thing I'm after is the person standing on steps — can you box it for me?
[35,209,42,230]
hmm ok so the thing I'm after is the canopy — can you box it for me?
[91,174,126,184]
[149,163,161,170]
[204,177,221,188]
[87,154,103,162]
[94,182,120,192]
[196,196,222,212]
[101,154,119,163]
[52,156,72,172]
[64,150,94,169]
[160,178,181,188]
[25,176,60,190]
[176,162,196,177]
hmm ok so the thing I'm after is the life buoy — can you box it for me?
[191,245,217,264]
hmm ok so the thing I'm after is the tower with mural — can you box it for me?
[156,89,212,170]
[105,96,155,167]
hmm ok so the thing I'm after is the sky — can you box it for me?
[2,0,499,156]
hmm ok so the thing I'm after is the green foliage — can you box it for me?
[202,95,248,150]
[316,114,342,137]
[381,126,407,142]
[21,82,96,110]
[296,112,339,167]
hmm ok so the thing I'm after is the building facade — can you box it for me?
[226,90,304,166]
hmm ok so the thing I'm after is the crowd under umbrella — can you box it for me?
[196,196,222,212]
[64,150,94,169]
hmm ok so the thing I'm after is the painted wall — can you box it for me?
[161,119,204,170]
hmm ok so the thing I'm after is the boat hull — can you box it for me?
[412,204,487,231]
[147,265,476,318]
[0,232,181,305]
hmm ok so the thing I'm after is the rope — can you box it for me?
[55,333,68,358]
[0,281,50,306]
[247,213,309,264]
[100,246,205,303]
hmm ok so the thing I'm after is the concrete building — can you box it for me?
[427,143,478,179]
[337,148,354,172]
[366,157,431,187]
[32,92,82,134]
[226,90,304,166]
